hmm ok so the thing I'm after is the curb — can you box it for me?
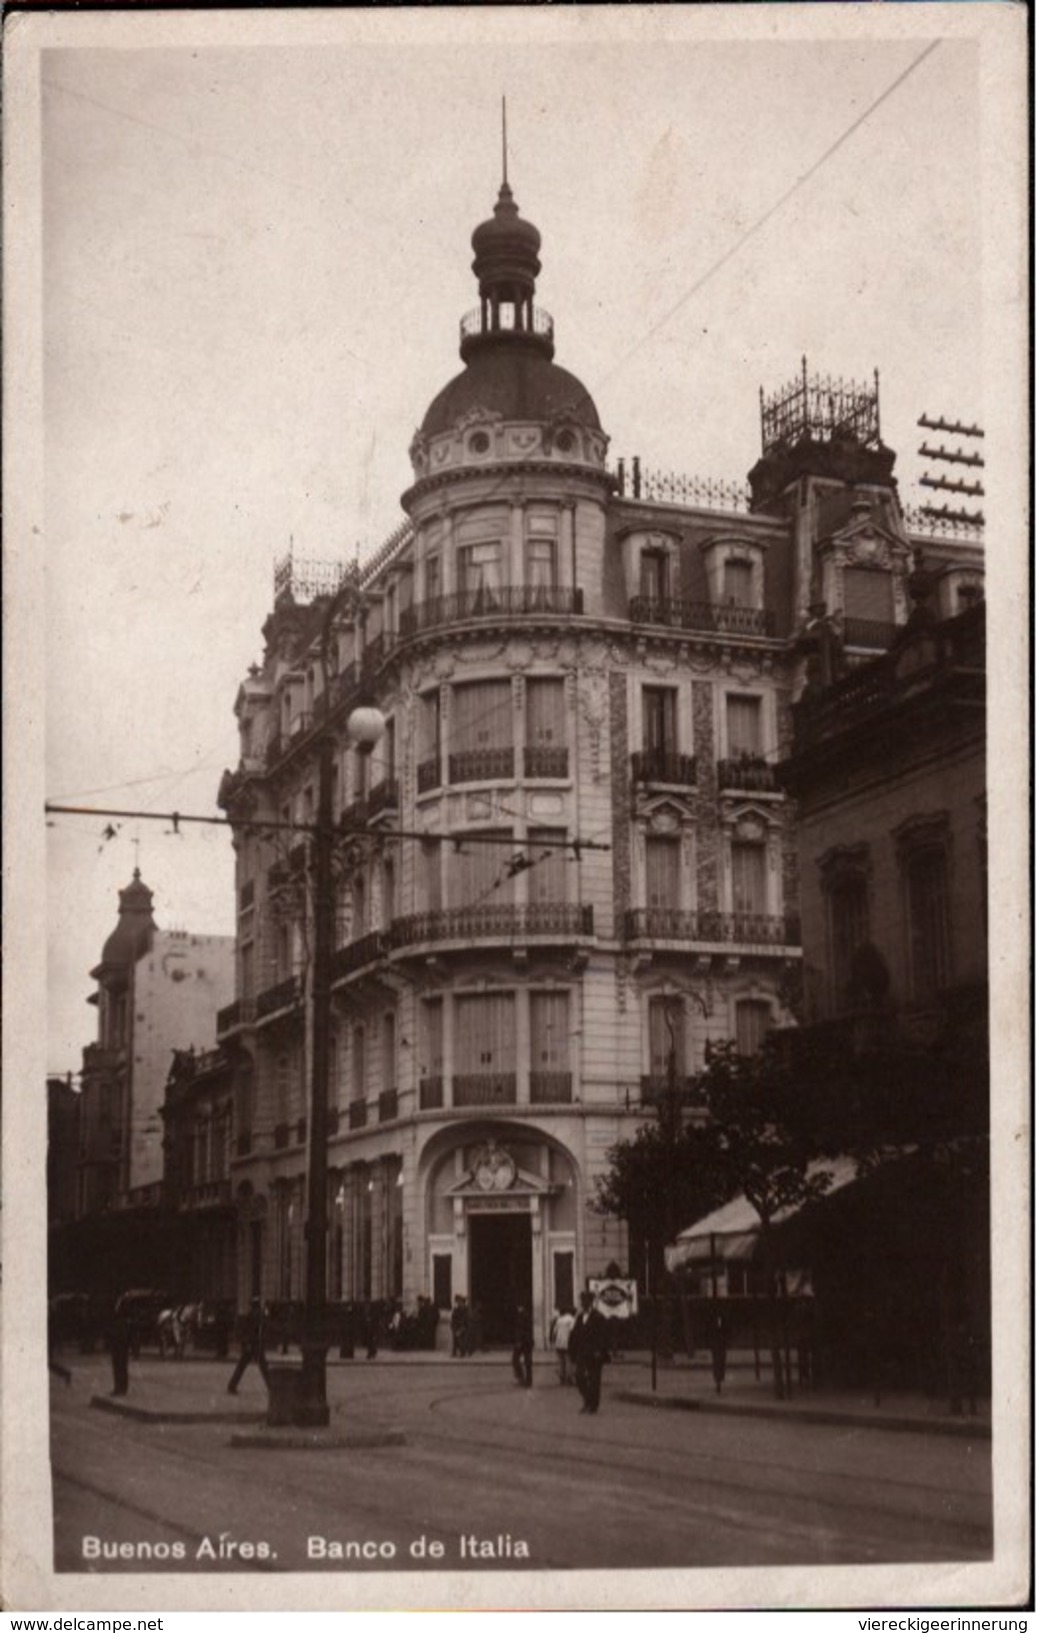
[616,1390,992,1440]
[90,1394,266,1426]
[229,1430,407,1451]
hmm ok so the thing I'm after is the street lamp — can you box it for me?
[296,575,384,1427]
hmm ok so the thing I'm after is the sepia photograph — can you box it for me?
[3,3,1029,1614]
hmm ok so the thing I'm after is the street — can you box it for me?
[50,1354,992,1576]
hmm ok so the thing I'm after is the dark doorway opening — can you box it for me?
[468,1213,532,1345]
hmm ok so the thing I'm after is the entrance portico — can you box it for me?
[421,1127,579,1346]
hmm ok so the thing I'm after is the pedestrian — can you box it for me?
[107,1298,132,1398]
[226,1297,270,1394]
[568,1290,610,1414]
[511,1301,534,1386]
[551,1306,575,1384]
[450,1294,469,1358]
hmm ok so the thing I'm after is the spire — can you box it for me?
[462,115,552,363]
[502,95,508,188]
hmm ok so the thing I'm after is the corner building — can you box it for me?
[217,177,983,1343]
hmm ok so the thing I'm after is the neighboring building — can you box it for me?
[47,1075,81,1225]
[216,171,984,1341]
[161,1047,237,1302]
[62,872,235,1294]
[779,594,988,1387]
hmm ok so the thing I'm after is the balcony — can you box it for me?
[524,744,569,779]
[460,303,554,349]
[217,992,258,1032]
[843,616,898,650]
[530,1071,573,1105]
[624,908,801,948]
[391,903,593,951]
[716,755,779,794]
[629,596,775,638]
[399,585,584,639]
[378,1088,399,1123]
[256,975,301,1020]
[366,777,400,819]
[453,1073,518,1108]
[331,931,386,982]
[417,758,441,794]
[348,1100,368,1131]
[448,747,515,785]
[631,749,697,788]
[419,1076,444,1111]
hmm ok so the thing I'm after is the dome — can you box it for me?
[98,870,156,968]
[420,347,601,439]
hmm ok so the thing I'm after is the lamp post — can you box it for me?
[296,575,384,1427]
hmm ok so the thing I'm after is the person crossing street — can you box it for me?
[227,1297,270,1394]
[568,1290,610,1414]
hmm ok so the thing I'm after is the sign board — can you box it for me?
[588,1278,639,1320]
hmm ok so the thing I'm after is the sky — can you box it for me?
[31,10,995,1074]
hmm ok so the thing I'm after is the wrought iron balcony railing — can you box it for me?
[391,903,593,950]
[419,1076,444,1111]
[631,749,698,787]
[331,931,386,982]
[216,999,256,1036]
[399,585,584,639]
[256,975,301,1019]
[524,744,569,778]
[530,1071,573,1105]
[366,777,400,818]
[378,1089,399,1123]
[417,757,441,794]
[716,755,779,793]
[624,908,801,947]
[448,747,515,784]
[629,596,774,638]
[842,616,898,650]
[453,1073,517,1107]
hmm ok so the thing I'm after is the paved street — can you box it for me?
[50,1352,992,1577]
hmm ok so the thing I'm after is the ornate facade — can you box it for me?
[216,174,983,1344]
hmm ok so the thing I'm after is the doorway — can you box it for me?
[468,1213,532,1345]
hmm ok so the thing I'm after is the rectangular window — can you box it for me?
[450,680,514,782]
[455,993,516,1076]
[642,686,678,756]
[723,559,754,607]
[648,996,684,1081]
[454,829,515,907]
[526,537,557,590]
[843,567,894,622]
[421,997,444,1078]
[425,555,441,603]
[419,691,442,760]
[352,875,367,938]
[829,875,870,1010]
[735,999,771,1056]
[420,840,442,912]
[646,836,680,910]
[382,1012,396,1093]
[531,991,569,1071]
[432,1253,453,1312]
[640,550,670,602]
[906,848,950,1002]
[726,695,763,757]
[240,941,255,1001]
[732,842,767,917]
[553,1251,575,1316]
[528,828,568,905]
[525,678,567,776]
[458,541,503,597]
[352,1025,366,1103]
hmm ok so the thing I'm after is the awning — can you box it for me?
[664,1155,862,1272]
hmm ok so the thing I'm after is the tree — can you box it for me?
[693,1038,833,1399]
[596,1117,730,1298]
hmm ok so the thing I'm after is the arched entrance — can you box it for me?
[419,1125,580,1347]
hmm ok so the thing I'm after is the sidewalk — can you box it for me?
[613,1355,991,1439]
[73,1349,990,1439]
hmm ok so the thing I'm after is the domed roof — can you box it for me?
[98,870,156,969]
[471,181,542,285]
[421,346,601,439]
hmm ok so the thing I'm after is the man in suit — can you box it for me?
[568,1290,611,1414]
[227,1297,270,1394]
